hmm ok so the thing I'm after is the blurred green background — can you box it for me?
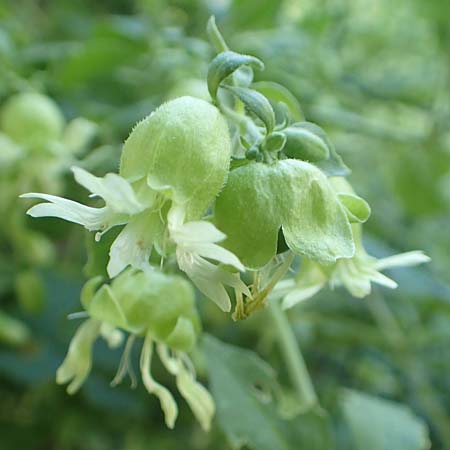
[1,0,449,449]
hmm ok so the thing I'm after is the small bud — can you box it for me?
[283,123,330,162]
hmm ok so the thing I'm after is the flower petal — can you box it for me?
[375,251,430,271]
[172,221,226,245]
[56,319,100,394]
[189,242,244,271]
[282,283,325,309]
[21,193,118,231]
[107,212,162,278]
[72,167,143,215]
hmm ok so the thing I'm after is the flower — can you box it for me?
[59,270,215,430]
[214,159,356,270]
[168,205,250,312]
[275,224,430,310]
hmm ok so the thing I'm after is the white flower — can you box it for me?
[276,226,430,310]
[168,206,250,312]
[21,166,145,236]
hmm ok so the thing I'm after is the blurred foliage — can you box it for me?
[0,0,449,449]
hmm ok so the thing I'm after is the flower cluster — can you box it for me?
[59,270,214,430]
[21,18,429,429]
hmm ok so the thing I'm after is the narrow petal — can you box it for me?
[72,167,143,215]
[21,193,111,231]
[190,275,232,312]
[369,270,398,290]
[281,283,325,309]
[140,334,178,428]
[56,319,100,394]
[173,221,226,245]
[157,344,215,431]
[375,251,430,271]
[190,242,245,271]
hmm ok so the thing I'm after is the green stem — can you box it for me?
[268,301,318,410]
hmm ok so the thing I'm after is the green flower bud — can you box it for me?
[83,270,200,352]
[120,96,231,219]
[0,93,65,151]
[214,159,355,269]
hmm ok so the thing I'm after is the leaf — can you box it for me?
[341,389,431,450]
[225,85,275,134]
[206,16,229,53]
[204,335,332,450]
[207,51,264,101]
[252,81,304,122]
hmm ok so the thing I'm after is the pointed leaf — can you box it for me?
[207,51,264,101]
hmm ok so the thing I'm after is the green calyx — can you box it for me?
[120,96,231,220]
[81,270,200,352]
[0,92,65,151]
[214,159,355,269]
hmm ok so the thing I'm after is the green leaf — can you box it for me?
[338,193,371,223]
[206,16,229,53]
[252,81,304,122]
[207,51,264,101]
[225,85,275,134]
[204,335,332,450]
[341,389,430,450]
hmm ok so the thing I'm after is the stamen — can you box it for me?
[111,335,137,388]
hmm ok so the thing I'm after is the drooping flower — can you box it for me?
[168,206,250,312]
[59,270,215,430]
[214,159,359,270]
[274,178,430,309]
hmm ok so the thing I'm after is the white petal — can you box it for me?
[172,221,226,245]
[190,275,232,312]
[281,283,325,309]
[375,251,430,271]
[369,270,398,290]
[107,213,156,278]
[72,167,143,215]
[22,193,112,230]
[190,242,244,271]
